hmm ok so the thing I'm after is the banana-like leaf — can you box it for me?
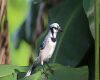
[83,0,95,39]
[0,64,88,80]
[48,0,93,67]
[0,64,28,80]
[19,64,88,80]
[0,65,16,78]
[0,75,16,80]
[0,65,17,80]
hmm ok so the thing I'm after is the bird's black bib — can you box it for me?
[51,37,56,42]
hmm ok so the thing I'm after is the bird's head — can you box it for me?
[49,23,63,33]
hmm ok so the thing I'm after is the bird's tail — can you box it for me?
[25,60,38,77]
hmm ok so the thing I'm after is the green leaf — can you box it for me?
[0,74,16,80]
[11,41,32,66]
[19,71,41,80]
[0,64,28,80]
[7,0,31,66]
[48,0,93,66]
[7,0,30,34]
[48,64,88,80]
[83,0,95,39]
[0,65,17,80]
[19,64,88,80]
[7,1,39,66]
[0,65,15,77]
[0,64,28,74]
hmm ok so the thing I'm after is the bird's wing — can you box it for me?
[40,41,46,50]
[39,36,48,50]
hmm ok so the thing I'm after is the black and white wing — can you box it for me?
[39,36,48,50]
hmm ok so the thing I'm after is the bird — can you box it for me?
[25,23,63,77]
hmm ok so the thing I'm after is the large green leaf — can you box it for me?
[19,64,88,80]
[0,64,88,80]
[0,65,16,80]
[0,75,16,80]
[48,64,88,80]
[0,64,28,80]
[48,0,93,67]
[0,65,15,77]
[83,0,95,39]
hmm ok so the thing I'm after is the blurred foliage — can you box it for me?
[0,0,95,80]
[6,0,94,66]
[7,0,36,66]
[7,0,30,34]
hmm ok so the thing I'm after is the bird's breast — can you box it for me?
[40,39,56,60]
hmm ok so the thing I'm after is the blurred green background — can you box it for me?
[0,0,95,80]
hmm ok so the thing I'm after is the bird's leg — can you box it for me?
[42,65,45,73]
[46,63,54,75]
[46,63,57,80]
[41,65,48,79]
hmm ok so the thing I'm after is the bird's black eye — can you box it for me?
[52,27,58,30]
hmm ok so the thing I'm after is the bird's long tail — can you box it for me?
[25,61,37,77]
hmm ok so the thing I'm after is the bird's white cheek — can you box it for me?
[53,29,58,33]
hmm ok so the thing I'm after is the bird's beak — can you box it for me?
[59,28,63,32]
